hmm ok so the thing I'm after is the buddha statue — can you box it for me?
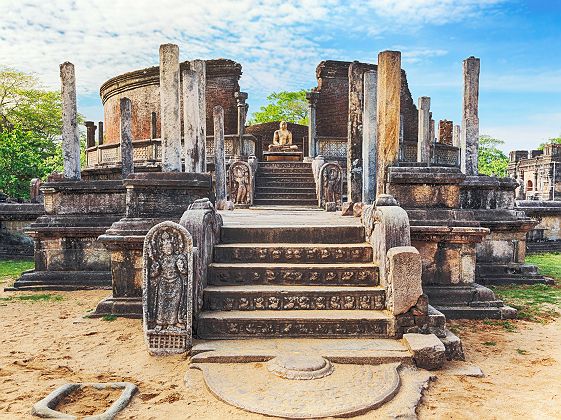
[268,121,298,151]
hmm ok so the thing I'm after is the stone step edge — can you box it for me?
[214,243,372,248]
[198,309,393,320]
[203,285,385,292]
[209,262,379,269]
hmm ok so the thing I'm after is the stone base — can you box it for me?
[477,263,554,285]
[9,270,111,291]
[263,151,303,162]
[92,296,142,318]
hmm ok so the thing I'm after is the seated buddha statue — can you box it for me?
[268,121,298,151]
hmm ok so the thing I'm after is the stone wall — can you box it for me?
[313,60,418,143]
[100,59,242,144]
[0,203,44,258]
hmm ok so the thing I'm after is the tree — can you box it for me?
[249,90,309,125]
[538,135,561,150]
[478,135,509,177]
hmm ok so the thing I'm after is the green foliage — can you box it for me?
[538,136,561,151]
[249,90,309,125]
[478,135,509,177]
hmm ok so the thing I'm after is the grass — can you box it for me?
[0,294,63,302]
[483,320,517,332]
[483,341,497,346]
[492,252,561,322]
[0,259,34,284]
[101,315,117,321]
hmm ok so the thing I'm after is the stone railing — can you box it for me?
[432,143,460,167]
[317,137,346,161]
[85,135,256,169]
[401,141,417,162]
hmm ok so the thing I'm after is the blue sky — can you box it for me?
[1,0,560,151]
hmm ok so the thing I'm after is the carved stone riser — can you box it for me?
[257,175,315,181]
[258,162,312,169]
[255,181,316,188]
[197,319,390,339]
[208,266,379,286]
[214,245,373,263]
[204,291,385,311]
[255,193,317,200]
[221,226,365,244]
[253,199,318,206]
[258,168,314,175]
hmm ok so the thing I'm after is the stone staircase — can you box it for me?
[196,223,396,339]
[253,162,317,206]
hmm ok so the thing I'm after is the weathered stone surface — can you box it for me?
[417,96,431,164]
[319,162,343,210]
[267,354,334,380]
[85,121,96,148]
[353,202,365,218]
[60,62,81,180]
[376,51,401,196]
[235,91,248,156]
[461,56,480,176]
[119,97,134,178]
[159,44,182,172]
[362,70,378,203]
[214,106,227,209]
[403,333,446,370]
[228,161,252,206]
[386,246,423,315]
[31,382,137,420]
[453,124,461,148]
[443,361,484,377]
[143,221,193,355]
[440,329,465,361]
[306,91,319,158]
[438,119,453,145]
[182,60,206,173]
[341,201,354,216]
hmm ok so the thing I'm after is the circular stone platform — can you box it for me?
[191,361,402,418]
[267,354,334,380]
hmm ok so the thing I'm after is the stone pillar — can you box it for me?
[60,62,81,180]
[376,51,401,197]
[306,91,319,159]
[429,116,435,143]
[417,97,431,164]
[347,61,365,203]
[159,44,182,172]
[120,97,134,178]
[362,70,377,204]
[439,120,453,145]
[85,121,96,148]
[150,112,157,139]
[194,60,207,172]
[235,91,248,157]
[461,56,480,175]
[182,60,206,173]
[98,121,104,145]
[214,106,226,209]
[452,124,461,148]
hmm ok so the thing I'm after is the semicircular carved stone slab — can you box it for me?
[143,221,193,355]
[192,362,402,418]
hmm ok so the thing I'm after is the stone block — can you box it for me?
[386,246,423,315]
[403,333,446,370]
[325,202,337,212]
[440,329,465,361]
[341,202,354,216]
[353,202,365,218]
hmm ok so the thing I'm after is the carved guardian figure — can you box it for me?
[319,162,343,210]
[228,161,252,206]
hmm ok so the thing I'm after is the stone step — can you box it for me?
[253,198,318,206]
[257,168,313,175]
[255,180,317,188]
[213,243,373,263]
[207,262,379,286]
[203,285,386,311]
[255,187,317,194]
[258,162,312,169]
[254,192,317,200]
[197,310,394,339]
[221,225,365,244]
[256,174,315,180]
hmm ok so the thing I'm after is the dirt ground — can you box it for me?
[0,289,560,419]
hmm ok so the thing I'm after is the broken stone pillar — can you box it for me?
[85,121,96,148]
[362,70,377,204]
[151,112,157,139]
[98,121,104,145]
[439,120,453,145]
[452,124,460,148]
[461,56,480,175]
[235,91,248,157]
[429,117,435,143]
[60,62,81,180]
[306,91,319,159]
[214,106,226,209]
[120,97,134,178]
[347,61,365,203]
[159,44,182,172]
[143,221,193,355]
[417,97,431,164]
[182,60,206,173]
[376,51,401,196]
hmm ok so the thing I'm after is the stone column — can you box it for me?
[159,44,182,172]
[98,121,104,145]
[429,116,435,143]
[150,112,157,139]
[196,60,207,173]
[235,91,248,157]
[120,97,134,178]
[461,56,480,175]
[85,121,96,148]
[439,120,453,145]
[376,51,401,196]
[182,60,206,173]
[60,62,81,180]
[362,70,377,204]
[452,124,460,148]
[306,91,319,159]
[347,61,365,203]
[417,97,431,164]
[214,106,226,209]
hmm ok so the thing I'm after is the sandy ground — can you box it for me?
[0,289,560,419]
